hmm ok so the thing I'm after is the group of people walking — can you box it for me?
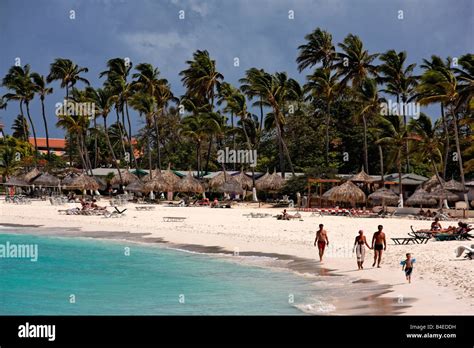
[313,224,387,269]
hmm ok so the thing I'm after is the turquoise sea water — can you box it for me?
[0,232,317,315]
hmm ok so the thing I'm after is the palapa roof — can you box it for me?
[405,188,437,206]
[31,172,61,187]
[175,171,204,193]
[161,164,181,186]
[428,186,460,202]
[64,173,99,190]
[142,169,160,183]
[216,180,244,194]
[256,170,284,191]
[144,171,174,192]
[233,170,253,190]
[349,169,373,183]
[209,172,243,193]
[444,179,466,192]
[125,180,145,193]
[110,170,139,185]
[322,181,366,203]
[23,168,41,183]
[4,176,30,186]
[368,187,399,205]
[423,175,445,191]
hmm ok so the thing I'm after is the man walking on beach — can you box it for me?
[314,224,329,262]
[371,225,386,268]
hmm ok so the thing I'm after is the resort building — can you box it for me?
[28,137,66,156]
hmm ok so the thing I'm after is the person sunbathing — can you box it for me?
[430,217,442,231]
[90,199,107,210]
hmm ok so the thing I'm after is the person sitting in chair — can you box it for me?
[431,217,442,231]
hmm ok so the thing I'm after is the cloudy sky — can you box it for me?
[0,0,472,137]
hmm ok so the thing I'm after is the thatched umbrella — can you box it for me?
[4,176,30,186]
[31,172,61,187]
[349,169,372,183]
[64,173,99,191]
[322,181,366,204]
[93,176,107,191]
[175,171,204,193]
[143,171,174,193]
[161,164,180,188]
[444,179,466,192]
[125,180,145,193]
[423,175,444,191]
[405,188,437,207]
[110,170,138,186]
[23,168,41,183]
[368,187,399,205]
[428,186,460,202]
[256,170,284,191]
[142,169,160,183]
[62,173,79,186]
[233,170,253,190]
[209,172,243,193]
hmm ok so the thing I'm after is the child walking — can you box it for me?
[401,253,416,284]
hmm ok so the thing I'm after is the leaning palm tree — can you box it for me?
[379,50,418,173]
[296,27,336,71]
[31,73,53,160]
[417,58,469,205]
[239,67,267,130]
[2,65,39,159]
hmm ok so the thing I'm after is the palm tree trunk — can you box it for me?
[363,114,369,174]
[25,101,38,164]
[103,116,123,184]
[398,154,403,207]
[125,101,138,170]
[259,97,264,131]
[400,95,410,173]
[241,119,256,188]
[115,107,127,166]
[66,86,73,166]
[76,134,88,171]
[325,104,331,166]
[40,98,51,160]
[378,144,384,186]
[19,101,28,142]
[93,116,98,168]
[153,113,161,170]
[204,135,213,175]
[451,109,468,205]
[197,142,201,178]
[231,111,236,170]
[440,103,449,179]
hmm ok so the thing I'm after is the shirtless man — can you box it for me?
[314,224,329,262]
[371,225,386,268]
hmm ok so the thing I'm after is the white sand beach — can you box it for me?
[1,200,473,315]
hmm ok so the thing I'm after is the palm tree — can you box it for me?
[56,113,90,171]
[239,68,268,130]
[333,34,378,87]
[355,78,385,174]
[101,58,137,169]
[379,50,418,173]
[31,73,53,160]
[420,55,452,179]
[417,58,470,205]
[304,68,341,166]
[180,113,208,176]
[409,113,445,189]
[47,58,89,165]
[376,116,416,207]
[297,27,336,71]
[89,87,123,183]
[2,65,39,160]
[11,114,29,141]
[180,50,223,174]
[0,145,20,179]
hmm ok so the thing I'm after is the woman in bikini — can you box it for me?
[353,230,372,270]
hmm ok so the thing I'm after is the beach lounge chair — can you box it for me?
[104,207,127,218]
[455,245,474,260]
[391,237,430,245]
[162,216,186,222]
[135,206,155,211]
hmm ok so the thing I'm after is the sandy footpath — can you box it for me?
[1,199,473,315]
